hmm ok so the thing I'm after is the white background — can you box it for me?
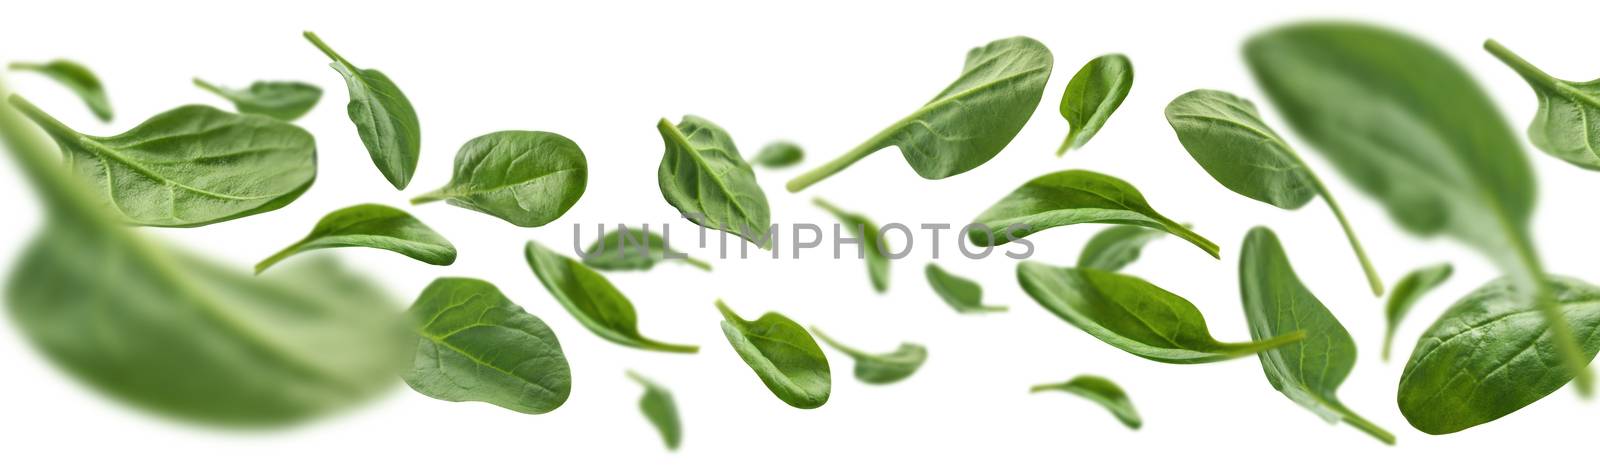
[2,0,1597,470]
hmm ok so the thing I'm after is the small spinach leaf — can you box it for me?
[582,227,710,272]
[193,78,322,121]
[1057,53,1132,156]
[716,300,830,408]
[1076,225,1164,272]
[751,140,804,169]
[304,31,420,190]
[657,116,772,248]
[925,263,1006,314]
[1246,21,1591,393]
[813,198,889,292]
[525,240,697,353]
[626,371,683,450]
[9,95,315,227]
[1484,40,1600,170]
[1383,263,1453,361]
[1030,374,1141,429]
[412,130,587,227]
[969,170,1218,258]
[9,59,112,121]
[1166,89,1382,295]
[810,327,926,384]
[1017,262,1304,363]
[1240,227,1394,444]
[403,278,571,414]
[256,203,456,274]
[1398,276,1600,434]
[787,37,1053,191]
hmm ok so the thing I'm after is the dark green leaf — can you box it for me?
[787,37,1053,191]
[813,198,889,292]
[8,95,315,227]
[1057,53,1132,156]
[751,140,804,169]
[1398,276,1600,434]
[810,327,926,384]
[1076,225,1163,272]
[924,263,1006,314]
[402,278,571,414]
[412,130,587,227]
[1166,89,1382,295]
[304,31,420,190]
[1017,261,1304,363]
[256,203,456,274]
[1030,374,1141,429]
[1245,21,1590,392]
[716,300,830,408]
[1383,263,1453,361]
[1240,227,1393,444]
[627,371,683,450]
[525,240,697,353]
[657,115,772,247]
[193,78,322,121]
[1484,39,1600,170]
[9,59,112,121]
[968,170,1218,259]
[582,226,709,272]
[2,82,405,426]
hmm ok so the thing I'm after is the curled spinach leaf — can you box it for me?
[1383,263,1453,361]
[193,78,322,121]
[813,198,889,292]
[256,203,456,274]
[412,130,588,227]
[1018,262,1304,363]
[627,371,683,450]
[716,300,830,409]
[787,37,1052,191]
[9,59,111,121]
[525,240,697,353]
[810,327,926,384]
[9,95,315,227]
[1057,53,1132,156]
[925,263,1006,314]
[1030,374,1141,429]
[582,227,710,272]
[1240,227,1393,445]
[1484,40,1600,170]
[969,170,1217,258]
[657,116,772,247]
[304,31,420,189]
[403,278,571,414]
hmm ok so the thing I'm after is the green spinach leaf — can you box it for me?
[1057,53,1132,156]
[1484,40,1600,170]
[810,327,926,384]
[9,95,315,227]
[582,227,710,272]
[1030,374,1141,429]
[256,203,456,274]
[304,31,420,189]
[657,115,772,247]
[1246,21,1591,393]
[1076,225,1164,272]
[787,37,1053,191]
[1166,89,1382,295]
[9,59,112,121]
[1240,227,1393,444]
[1383,263,1453,361]
[193,78,322,121]
[1,82,406,426]
[403,278,571,414]
[1017,262,1303,363]
[525,240,697,353]
[627,371,683,450]
[1398,276,1600,434]
[969,170,1218,258]
[716,300,830,408]
[412,130,587,227]
[925,263,1006,314]
[751,140,804,169]
[813,198,889,292]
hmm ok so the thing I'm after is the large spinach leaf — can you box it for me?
[256,203,456,274]
[9,95,315,227]
[525,240,697,353]
[1057,53,1132,156]
[1245,21,1591,392]
[716,300,830,408]
[403,278,571,414]
[786,37,1052,191]
[304,31,420,189]
[969,170,1217,258]
[657,115,772,247]
[412,130,587,227]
